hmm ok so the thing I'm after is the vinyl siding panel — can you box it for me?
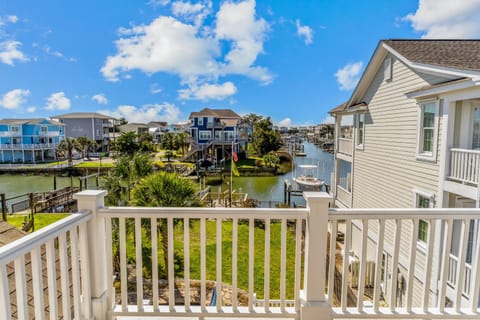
[348,54,450,307]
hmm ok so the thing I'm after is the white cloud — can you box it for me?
[0,89,30,109]
[295,20,313,45]
[215,0,272,84]
[45,92,71,111]
[150,83,163,94]
[404,0,480,38]
[102,103,181,123]
[27,106,36,113]
[278,118,292,127]
[92,93,108,105]
[148,0,171,7]
[101,0,271,100]
[7,15,18,24]
[178,81,237,100]
[0,41,28,65]
[44,46,77,62]
[335,62,363,91]
[321,116,335,125]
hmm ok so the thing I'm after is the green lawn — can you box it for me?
[7,213,70,231]
[120,218,301,299]
[74,161,114,168]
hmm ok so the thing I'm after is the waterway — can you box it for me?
[0,142,333,206]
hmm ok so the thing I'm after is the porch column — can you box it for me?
[74,190,109,319]
[301,192,333,320]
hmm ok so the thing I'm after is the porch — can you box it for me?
[0,190,479,319]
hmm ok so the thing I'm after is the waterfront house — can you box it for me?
[0,118,64,163]
[329,39,480,308]
[51,112,117,152]
[119,122,149,136]
[186,108,243,162]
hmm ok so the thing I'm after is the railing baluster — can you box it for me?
[151,217,158,311]
[406,219,419,311]
[105,217,113,312]
[248,217,254,312]
[232,218,239,311]
[389,219,402,311]
[70,228,81,320]
[79,222,92,319]
[119,217,127,311]
[439,218,453,312]
[455,219,469,310]
[216,217,222,311]
[0,264,11,319]
[280,218,287,312]
[14,255,28,320]
[328,219,337,305]
[264,217,271,312]
[167,217,175,311]
[45,240,58,320]
[422,219,435,311]
[295,218,302,312]
[58,233,71,320]
[357,219,368,311]
[31,247,45,320]
[373,219,385,312]
[134,217,143,311]
[200,217,206,310]
[470,217,480,312]
[184,217,191,311]
[341,219,351,311]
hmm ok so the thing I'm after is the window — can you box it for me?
[10,126,20,133]
[41,126,48,135]
[356,113,365,147]
[197,117,203,126]
[414,191,433,244]
[473,107,480,149]
[417,100,439,161]
[199,130,211,140]
[384,58,392,81]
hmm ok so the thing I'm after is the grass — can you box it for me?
[120,218,301,300]
[7,213,70,231]
[74,161,114,168]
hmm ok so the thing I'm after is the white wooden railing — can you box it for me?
[0,211,93,319]
[337,138,353,156]
[1,191,480,319]
[336,185,351,207]
[448,254,473,298]
[0,143,60,149]
[449,148,480,185]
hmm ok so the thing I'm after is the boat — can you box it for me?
[292,164,324,191]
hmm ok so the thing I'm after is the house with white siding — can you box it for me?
[329,40,480,308]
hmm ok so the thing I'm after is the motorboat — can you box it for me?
[292,164,324,191]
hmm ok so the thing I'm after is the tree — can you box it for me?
[252,117,282,156]
[263,152,280,168]
[174,132,190,156]
[131,172,201,276]
[76,136,96,158]
[138,132,155,153]
[111,132,139,157]
[57,137,81,166]
[160,132,179,161]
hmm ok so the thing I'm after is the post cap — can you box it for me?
[73,189,108,200]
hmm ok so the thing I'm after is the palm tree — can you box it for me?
[174,132,189,156]
[76,136,96,159]
[57,137,81,166]
[131,172,201,276]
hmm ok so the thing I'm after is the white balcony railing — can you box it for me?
[449,148,480,186]
[40,131,61,137]
[0,143,59,150]
[448,254,473,298]
[1,190,480,319]
[337,138,353,156]
[336,185,351,207]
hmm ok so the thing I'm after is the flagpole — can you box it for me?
[230,141,233,207]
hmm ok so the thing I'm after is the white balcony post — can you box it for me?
[301,192,333,320]
[73,190,108,319]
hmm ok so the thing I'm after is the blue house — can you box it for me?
[187,108,244,162]
[0,118,65,163]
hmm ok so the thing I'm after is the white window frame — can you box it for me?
[197,117,203,126]
[10,125,20,133]
[355,113,365,149]
[416,99,439,162]
[413,189,434,250]
[199,130,211,140]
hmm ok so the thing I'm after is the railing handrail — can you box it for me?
[450,148,480,155]
[98,206,308,219]
[0,211,91,265]
[329,207,480,219]
[338,137,353,141]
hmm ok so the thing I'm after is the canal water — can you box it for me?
[0,142,333,206]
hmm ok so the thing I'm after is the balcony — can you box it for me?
[1,190,479,319]
[39,131,61,137]
[337,138,352,158]
[448,148,480,187]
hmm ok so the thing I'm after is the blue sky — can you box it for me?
[1,0,479,126]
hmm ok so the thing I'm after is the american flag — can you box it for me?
[232,151,238,162]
